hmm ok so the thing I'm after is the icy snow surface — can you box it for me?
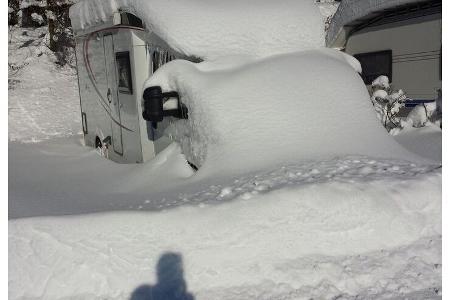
[69,0,325,60]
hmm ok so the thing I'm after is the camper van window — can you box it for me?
[354,50,392,84]
[116,52,133,94]
[120,12,143,28]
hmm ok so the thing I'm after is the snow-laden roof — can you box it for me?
[326,0,432,47]
[69,0,325,60]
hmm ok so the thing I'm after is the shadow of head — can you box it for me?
[130,252,194,300]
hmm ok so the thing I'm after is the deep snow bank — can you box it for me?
[9,170,441,300]
[146,49,421,174]
[69,0,325,60]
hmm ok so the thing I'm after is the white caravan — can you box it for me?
[327,0,441,107]
[71,11,195,164]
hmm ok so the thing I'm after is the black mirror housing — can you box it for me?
[142,86,164,122]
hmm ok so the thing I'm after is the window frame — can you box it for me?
[354,50,392,84]
[115,51,133,94]
[120,12,144,28]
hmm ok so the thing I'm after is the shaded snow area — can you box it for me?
[8,26,81,142]
[69,0,325,60]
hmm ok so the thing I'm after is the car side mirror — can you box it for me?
[142,86,164,123]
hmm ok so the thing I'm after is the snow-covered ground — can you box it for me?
[393,124,442,162]
[8,26,81,143]
[8,9,442,300]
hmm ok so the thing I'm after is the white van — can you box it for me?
[71,10,195,163]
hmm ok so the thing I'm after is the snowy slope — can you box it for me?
[8,26,81,143]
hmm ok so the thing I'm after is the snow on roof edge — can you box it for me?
[326,0,434,47]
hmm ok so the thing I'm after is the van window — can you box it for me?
[354,50,392,84]
[116,52,133,94]
[120,12,143,28]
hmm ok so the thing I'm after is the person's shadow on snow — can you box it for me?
[130,252,195,300]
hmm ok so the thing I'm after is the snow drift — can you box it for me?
[146,49,422,174]
[69,0,325,60]
[9,168,441,300]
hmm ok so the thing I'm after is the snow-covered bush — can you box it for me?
[46,0,76,66]
[8,0,20,25]
[31,12,44,25]
[370,76,441,134]
[404,101,438,128]
[9,0,76,67]
[370,75,407,132]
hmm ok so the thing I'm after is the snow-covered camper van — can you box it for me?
[327,0,441,106]
[70,9,193,163]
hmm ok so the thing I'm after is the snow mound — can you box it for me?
[146,48,422,174]
[69,0,325,60]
